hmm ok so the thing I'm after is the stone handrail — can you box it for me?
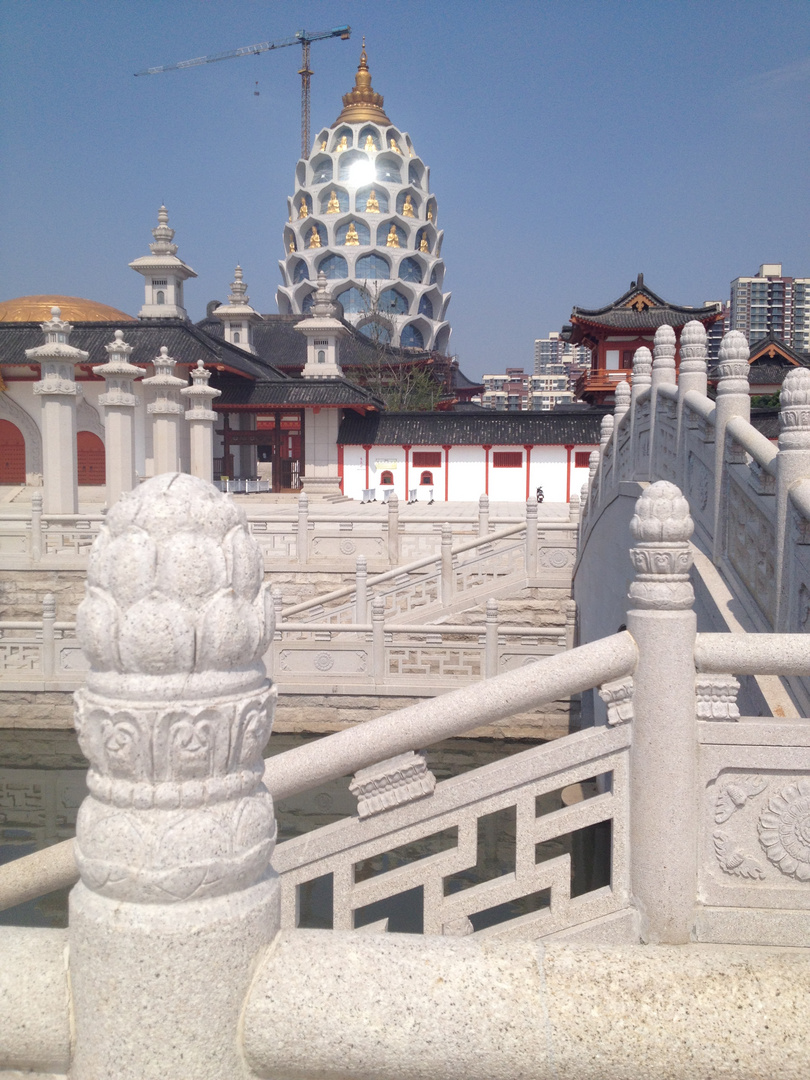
[682,388,716,421]
[726,413,778,474]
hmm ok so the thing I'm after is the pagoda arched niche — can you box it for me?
[355,186,389,214]
[399,322,426,350]
[317,253,348,280]
[359,126,381,152]
[417,294,434,320]
[396,189,421,217]
[355,252,391,280]
[398,256,424,284]
[429,262,445,288]
[295,282,317,312]
[319,187,349,214]
[296,162,306,187]
[303,221,326,249]
[292,259,310,284]
[434,325,451,354]
[335,218,371,246]
[416,226,435,255]
[336,285,373,317]
[301,288,317,314]
[376,286,411,317]
[314,128,330,153]
[0,392,42,484]
[377,221,407,248]
[283,227,298,254]
[425,198,438,226]
[375,154,402,184]
[384,128,405,154]
[357,316,393,345]
[294,192,313,218]
[310,155,333,185]
[332,127,353,151]
[408,160,425,188]
[338,150,367,182]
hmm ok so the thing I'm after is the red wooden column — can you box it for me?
[482,445,492,495]
[337,444,344,492]
[565,444,574,502]
[524,444,534,502]
[363,444,372,490]
[442,445,451,502]
[402,444,411,497]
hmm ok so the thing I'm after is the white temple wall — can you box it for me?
[446,446,480,501]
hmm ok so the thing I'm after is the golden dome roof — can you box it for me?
[0,295,136,323]
[332,41,391,127]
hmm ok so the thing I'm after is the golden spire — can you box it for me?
[332,39,391,126]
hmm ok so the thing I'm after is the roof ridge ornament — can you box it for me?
[332,40,391,126]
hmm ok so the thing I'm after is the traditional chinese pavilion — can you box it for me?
[562,274,723,404]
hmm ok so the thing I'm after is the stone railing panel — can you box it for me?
[725,472,777,624]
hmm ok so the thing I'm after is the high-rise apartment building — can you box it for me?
[730,265,810,353]
[534,331,590,398]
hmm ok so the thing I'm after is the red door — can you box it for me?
[77,431,105,485]
[0,419,25,483]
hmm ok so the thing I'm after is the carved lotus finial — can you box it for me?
[781,367,810,409]
[653,324,676,350]
[633,346,652,377]
[630,481,694,544]
[680,320,707,349]
[718,330,750,365]
[600,414,614,442]
[615,380,630,408]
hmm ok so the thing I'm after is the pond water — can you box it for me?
[0,729,609,934]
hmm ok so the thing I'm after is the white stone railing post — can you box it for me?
[181,360,222,483]
[597,414,614,504]
[564,598,577,650]
[568,489,580,525]
[371,595,385,679]
[440,523,454,607]
[630,345,652,480]
[41,592,55,679]
[296,491,309,564]
[676,321,708,488]
[525,499,538,577]
[626,481,697,944]
[387,491,400,564]
[478,493,489,537]
[355,555,368,623]
[649,325,677,480]
[775,368,810,629]
[614,380,630,482]
[712,331,750,565]
[143,347,187,475]
[485,598,499,678]
[27,306,87,514]
[272,586,283,633]
[30,491,43,563]
[586,450,600,520]
[93,330,146,505]
[68,473,279,1080]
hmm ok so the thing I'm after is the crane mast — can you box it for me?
[134,25,351,159]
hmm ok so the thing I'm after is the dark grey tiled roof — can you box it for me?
[249,314,431,372]
[0,319,282,381]
[216,376,384,408]
[747,363,800,386]
[450,364,484,391]
[568,277,721,333]
[750,409,779,439]
[338,407,609,446]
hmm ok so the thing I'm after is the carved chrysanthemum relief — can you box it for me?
[758,779,810,882]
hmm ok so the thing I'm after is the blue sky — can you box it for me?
[1,0,809,379]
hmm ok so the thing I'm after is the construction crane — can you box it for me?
[134,25,351,159]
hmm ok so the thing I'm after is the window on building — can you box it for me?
[493,452,523,468]
[413,451,441,467]
[420,471,433,485]
[378,288,409,315]
[293,261,309,284]
[575,452,591,468]
[317,350,325,364]
[380,470,394,485]
[156,291,165,305]
[233,332,240,343]
[399,257,423,283]
[318,253,348,279]
[400,324,424,349]
[356,253,390,279]
[418,295,433,319]
[622,350,634,369]
[312,158,333,184]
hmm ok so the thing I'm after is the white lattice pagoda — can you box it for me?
[276,44,451,354]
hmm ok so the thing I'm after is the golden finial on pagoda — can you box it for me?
[308,227,321,249]
[336,134,349,151]
[419,234,429,253]
[344,221,360,246]
[386,224,400,248]
[326,190,341,214]
[298,198,309,219]
[331,39,391,126]
[402,195,415,218]
[365,189,380,213]
[364,133,376,152]
[389,137,401,154]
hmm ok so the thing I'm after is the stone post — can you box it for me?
[614,380,630,482]
[27,306,88,514]
[564,598,577,650]
[626,481,697,944]
[92,330,146,506]
[630,346,652,481]
[775,368,810,629]
[485,598,499,679]
[272,585,283,633]
[296,491,309,564]
[41,592,55,679]
[371,595,385,679]
[181,360,222,483]
[440,522,454,607]
[69,473,279,1080]
[355,555,368,623]
[387,491,400,565]
[586,450,600,518]
[30,491,42,563]
[525,499,538,577]
[478,493,489,537]
[568,489,580,525]
[650,325,677,480]
[142,347,186,475]
[712,331,750,564]
[677,320,708,489]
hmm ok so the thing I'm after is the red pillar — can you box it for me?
[363,444,372,490]
[565,444,574,503]
[337,444,344,493]
[442,445,451,502]
[403,444,411,498]
[524,444,533,502]
[482,445,491,495]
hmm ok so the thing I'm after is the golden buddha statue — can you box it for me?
[386,225,400,248]
[402,195,415,218]
[389,138,401,153]
[289,239,296,253]
[427,209,434,222]
[320,139,327,151]
[364,134,376,152]
[326,190,341,214]
[336,134,348,151]
[298,198,309,219]
[419,234,429,253]
[308,227,321,249]
[365,189,380,213]
[344,221,360,246]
